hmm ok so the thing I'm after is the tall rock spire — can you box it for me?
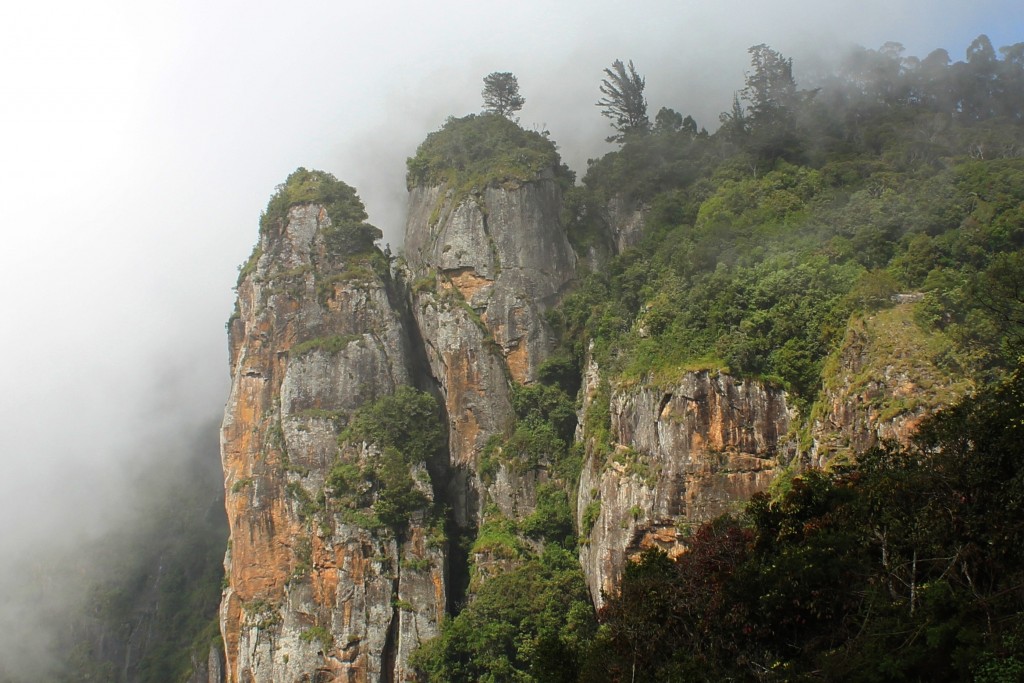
[220,172,445,682]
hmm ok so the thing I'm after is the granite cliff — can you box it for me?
[575,358,792,608]
[221,181,445,682]
[219,140,580,680]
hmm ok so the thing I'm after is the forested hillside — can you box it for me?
[410,37,1024,682]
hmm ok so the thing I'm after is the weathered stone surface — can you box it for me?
[809,305,973,468]
[404,175,576,384]
[407,286,513,527]
[576,355,792,608]
[605,195,646,253]
[403,172,576,528]
[221,204,442,682]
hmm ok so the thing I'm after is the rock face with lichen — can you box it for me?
[575,353,793,608]
[402,171,576,525]
[219,154,578,681]
[221,197,445,683]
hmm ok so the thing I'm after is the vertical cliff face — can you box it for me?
[575,354,792,608]
[221,201,444,682]
[604,195,646,254]
[403,174,576,525]
[404,174,576,384]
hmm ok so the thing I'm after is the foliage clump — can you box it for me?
[406,113,572,193]
[260,167,382,256]
[481,71,525,118]
[326,387,446,531]
[410,546,596,682]
[597,59,649,142]
[343,385,446,467]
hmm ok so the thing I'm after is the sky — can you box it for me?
[0,0,1021,672]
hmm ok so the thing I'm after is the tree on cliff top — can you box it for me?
[482,71,525,118]
[597,59,649,142]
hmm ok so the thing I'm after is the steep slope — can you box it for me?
[809,302,975,466]
[575,355,792,607]
[217,73,1024,678]
[402,114,577,530]
[221,172,444,682]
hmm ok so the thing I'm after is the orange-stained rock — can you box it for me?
[443,267,493,302]
[402,171,576,528]
[220,203,443,683]
[577,361,793,609]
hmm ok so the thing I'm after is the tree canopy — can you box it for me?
[597,59,649,142]
[482,71,525,118]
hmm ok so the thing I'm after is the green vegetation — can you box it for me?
[470,512,529,560]
[285,481,324,524]
[288,334,360,357]
[299,626,334,651]
[580,499,601,536]
[406,113,573,198]
[481,71,524,118]
[402,556,432,571]
[555,38,1024,415]
[410,546,597,682]
[597,59,649,142]
[260,167,382,256]
[244,599,283,630]
[343,385,446,466]
[588,366,1024,681]
[478,377,580,492]
[820,304,974,422]
[520,483,575,548]
[394,599,417,612]
[236,245,263,285]
[324,387,446,531]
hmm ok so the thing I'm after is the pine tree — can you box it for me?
[597,59,649,142]
[482,72,525,118]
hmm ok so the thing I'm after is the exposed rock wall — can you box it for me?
[404,175,576,385]
[576,355,792,608]
[221,204,443,682]
[605,195,646,253]
[403,174,576,525]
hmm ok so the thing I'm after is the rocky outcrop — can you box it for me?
[219,162,579,680]
[576,355,792,608]
[809,304,973,468]
[404,173,576,385]
[221,204,443,682]
[405,281,513,526]
[605,195,646,253]
[403,173,576,525]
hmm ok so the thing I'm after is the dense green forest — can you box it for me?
[409,36,1024,682]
